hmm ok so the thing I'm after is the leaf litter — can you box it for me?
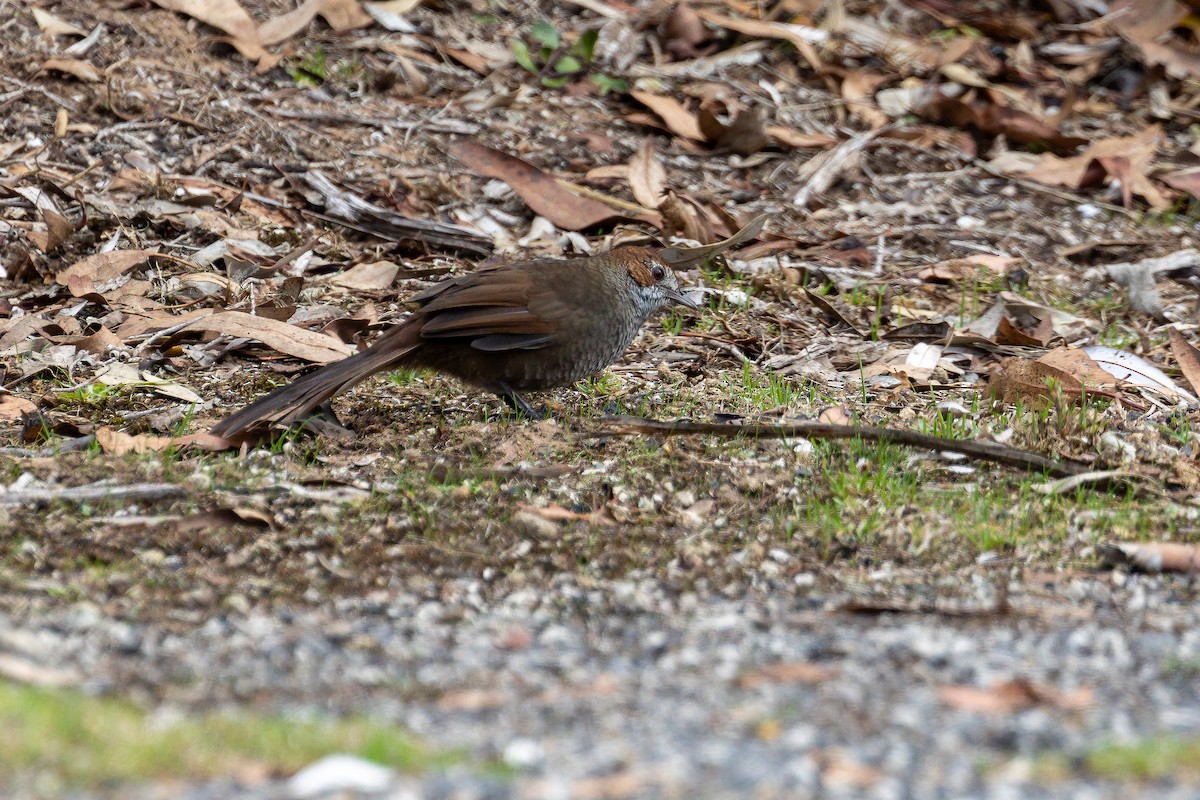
[3,0,1200,793]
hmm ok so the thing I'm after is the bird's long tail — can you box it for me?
[210,321,422,439]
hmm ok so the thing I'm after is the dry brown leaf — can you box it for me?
[0,395,37,422]
[995,315,1053,347]
[96,426,174,456]
[693,9,824,72]
[149,0,269,62]
[697,107,769,156]
[33,207,74,253]
[68,327,122,356]
[818,406,853,425]
[114,308,215,341]
[841,71,889,129]
[516,503,615,525]
[919,254,1018,282]
[314,0,373,31]
[987,357,1082,404]
[1035,348,1118,391]
[176,507,276,532]
[450,138,625,231]
[1016,127,1168,209]
[915,86,1084,150]
[662,1,709,59]
[1104,541,1200,573]
[656,213,768,268]
[39,57,102,82]
[628,91,706,142]
[56,250,155,297]
[628,139,666,210]
[0,318,51,352]
[738,662,838,688]
[258,0,323,44]
[1168,328,1200,397]
[939,679,1092,714]
[175,311,355,363]
[329,260,401,291]
[764,126,838,149]
[1109,0,1200,78]
[31,8,87,37]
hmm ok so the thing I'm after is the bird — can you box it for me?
[210,246,698,439]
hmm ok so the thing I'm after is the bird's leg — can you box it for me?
[497,383,546,420]
[296,401,354,437]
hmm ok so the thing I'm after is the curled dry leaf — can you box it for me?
[173,311,356,363]
[176,507,276,532]
[31,207,75,253]
[1168,328,1200,398]
[697,106,769,156]
[450,138,628,231]
[995,315,1054,347]
[793,129,879,209]
[39,57,102,82]
[628,139,667,210]
[692,9,825,72]
[31,9,87,38]
[628,91,706,141]
[657,214,768,268]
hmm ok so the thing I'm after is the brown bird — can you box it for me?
[210,246,697,439]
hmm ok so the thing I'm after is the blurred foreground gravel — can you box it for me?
[3,571,1199,799]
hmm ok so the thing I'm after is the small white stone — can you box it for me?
[482,179,513,199]
[287,754,394,798]
[503,737,544,769]
[1077,203,1102,219]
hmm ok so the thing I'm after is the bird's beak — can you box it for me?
[665,287,700,309]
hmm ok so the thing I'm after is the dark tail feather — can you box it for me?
[211,322,421,439]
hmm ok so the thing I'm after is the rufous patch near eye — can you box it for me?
[622,248,660,287]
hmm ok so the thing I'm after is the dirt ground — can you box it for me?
[3,0,1200,797]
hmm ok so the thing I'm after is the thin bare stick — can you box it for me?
[595,416,1089,478]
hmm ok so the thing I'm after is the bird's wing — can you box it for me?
[412,263,573,351]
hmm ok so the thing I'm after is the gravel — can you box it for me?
[3,571,1199,799]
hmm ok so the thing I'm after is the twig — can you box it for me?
[0,481,184,506]
[595,415,1090,478]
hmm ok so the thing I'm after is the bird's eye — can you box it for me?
[648,262,666,281]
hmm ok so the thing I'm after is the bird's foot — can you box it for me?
[294,401,354,438]
[498,384,547,420]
